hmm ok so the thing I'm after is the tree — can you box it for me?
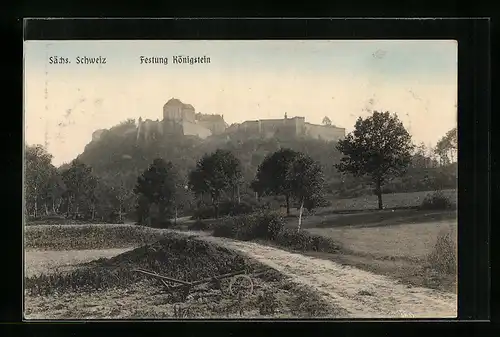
[322,116,332,126]
[435,127,457,165]
[251,148,300,215]
[61,160,97,218]
[411,142,431,169]
[188,149,242,219]
[134,158,179,226]
[335,111,414,210]
[40,167,67,215]
[25,145,56,218]
[287,153,325,231]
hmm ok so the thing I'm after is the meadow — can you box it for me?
[24,189,458,318]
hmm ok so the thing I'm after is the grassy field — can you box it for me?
[285,189,457,216]
[306,220,457,261]
[303,219,457,293]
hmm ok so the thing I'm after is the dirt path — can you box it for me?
[174,230,457,318]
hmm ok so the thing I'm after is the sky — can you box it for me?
[24,40,457,166]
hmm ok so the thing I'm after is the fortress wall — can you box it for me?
[304,123,345,142]
[182,121,212,139]
[240,120,261,133]
[197,118,226,135]
[260,119,285,137]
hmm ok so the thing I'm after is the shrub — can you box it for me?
[213,215,259,241]
[212,212,285,241]
[151,218,173,229]
[274,229,340,253]
[192,201,255,220]
[253,212,285,240]
[188,219,209,231]
[420,190,455,210]
[427,229,457,275]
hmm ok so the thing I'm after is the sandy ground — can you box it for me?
[24,248,136,278]
[173,230,457,318]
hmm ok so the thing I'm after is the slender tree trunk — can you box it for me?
[255,192,258,202]
[118,201,123,222]
[34,188,38,218]
[237,185,241,204]
[44,203,49,216]
[375,179,383,210]
[297,199,304,232]
[66,197,71,217]
[56,198,62,214]
[52,199,56,214]
[212,196,219,219]
[174,205,178,225]
[285,194,290,215]
[91,205,96,221]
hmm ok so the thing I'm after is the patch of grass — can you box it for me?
[274,229,340,253]
[318,189,457,214]
[426,228,457,275]
[288,284,346,318]
[24,224,168,251]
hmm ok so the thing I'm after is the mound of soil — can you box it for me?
[25,233,270,296]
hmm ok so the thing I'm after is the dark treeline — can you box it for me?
[25,112,457,224]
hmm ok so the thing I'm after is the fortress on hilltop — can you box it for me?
[90,98,345,144]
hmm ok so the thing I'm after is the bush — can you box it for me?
[427,229,457,275]
[212,214,259,241]
[212,212,285,241]
[420,190,455,210]
[188,219,209,231]
[150,218,173,229]
[212,212,339,254]
[192,201,255,220]
[274,229,340,253]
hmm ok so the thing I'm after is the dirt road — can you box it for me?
[174,230,457,319]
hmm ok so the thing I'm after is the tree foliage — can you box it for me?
[335,111,414,209]
[322,116,332,126]
[25,144,58,217]
[61,160,97,217]
[251,148,300,215]
[287,153,326,230]
[188,149,242,218]
[435,127,457,165]
[134,158,179,225]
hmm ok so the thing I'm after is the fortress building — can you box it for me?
[90,98,345,145]
[227,112,345,142]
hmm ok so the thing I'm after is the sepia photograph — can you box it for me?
[23,39,458,320]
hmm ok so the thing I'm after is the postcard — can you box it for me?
[24,39,458,320]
